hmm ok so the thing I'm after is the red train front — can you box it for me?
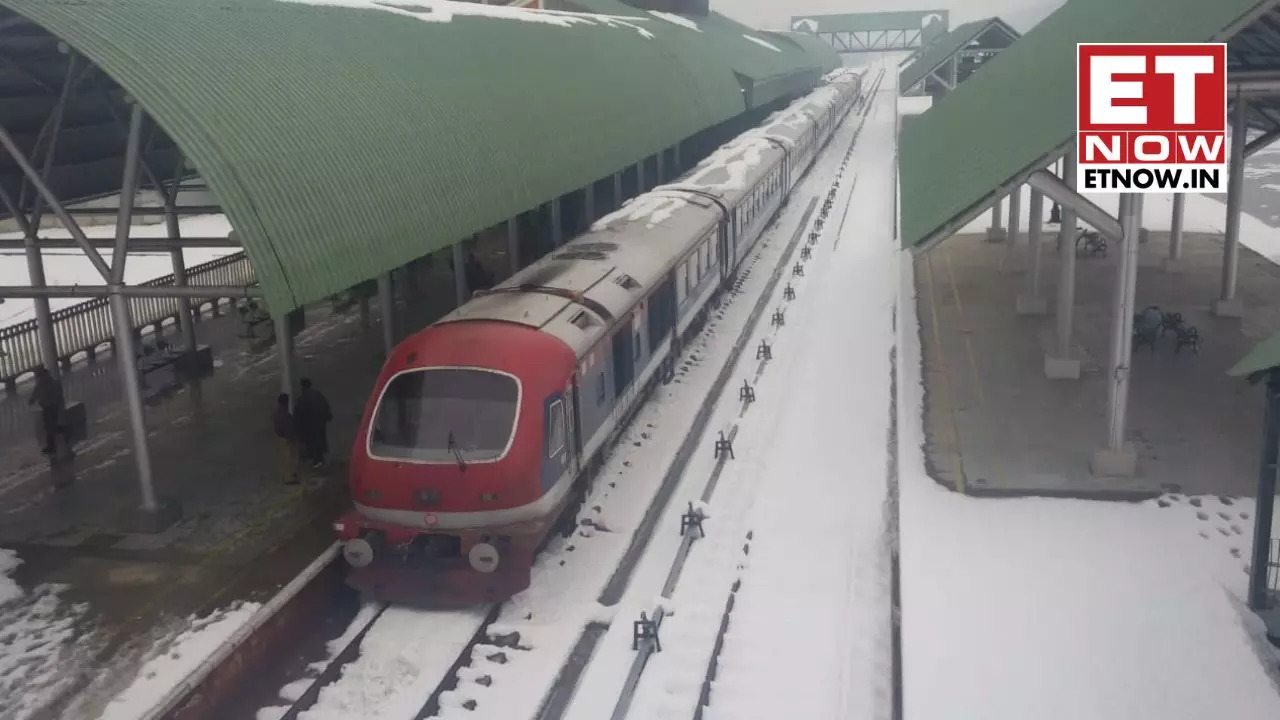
[335,319,578,606]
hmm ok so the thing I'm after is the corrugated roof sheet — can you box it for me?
[0,0,821,312]
[898,17,1019,94]
[899,0,1275,252]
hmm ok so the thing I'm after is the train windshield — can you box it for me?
[369,368,519,463]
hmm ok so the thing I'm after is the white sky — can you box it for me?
[710,0,1065,33]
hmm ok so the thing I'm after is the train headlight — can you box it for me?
[468,542,500,573]
[343,538,374,568]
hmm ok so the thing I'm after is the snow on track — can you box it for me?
[297,606,488,720]
[423,87,876,720]
[558,69,889,720]
[694,76,899,720]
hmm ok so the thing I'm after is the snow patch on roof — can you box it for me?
[899,95,932,116]
[274,0,657,38]
[681,81,845,192]
[743,34,782,52]
[592,193,690,231]
[649,10,700,32]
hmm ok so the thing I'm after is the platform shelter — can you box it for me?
[899,0,1280,614]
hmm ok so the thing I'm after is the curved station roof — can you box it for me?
[0,0,839,311]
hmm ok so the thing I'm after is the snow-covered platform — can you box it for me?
[0,258,477,718]
[917,217,1280,499]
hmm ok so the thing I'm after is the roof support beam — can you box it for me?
[1245,125,1280,157]
[1025,169,1124,240]
[0,124,111,278]
[0,284,261,299]
[928,68,954,90]
[59,205,223,217]
[110,102,144,284]
[0,237,238,250]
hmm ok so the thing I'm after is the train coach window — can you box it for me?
[369,367,519,463]
[596,372,606,403]
[546,399,566,458]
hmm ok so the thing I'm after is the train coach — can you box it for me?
[335,68,864,606]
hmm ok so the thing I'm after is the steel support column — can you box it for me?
[550,197,563,248]
[275,311,296,397]
[1005,186,1022,264]
[109,102,165,520]
[614,172,623,208]
[507,216,520,275]
[656,151,665,184]
[584,183,596,228]
[1,190,59,376]
[1167,192,1186,266]
[377,271,395,355]
[1215,95,1248,318]
[1248,368,1279,611]
[164,161,197,350]
[1091,193,1143,477]
[452,241,467,306]
[1017,189,1047,315]
[673,143,682,175]
[1047,148,1080,379]
[636,161,646,194]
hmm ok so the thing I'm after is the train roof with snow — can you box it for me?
[435,71,861,358]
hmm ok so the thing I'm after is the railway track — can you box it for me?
[154,74,876,720]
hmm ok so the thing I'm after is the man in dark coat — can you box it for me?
[273,393,300,485]
[27,367,68,455]
[293,378,333,468]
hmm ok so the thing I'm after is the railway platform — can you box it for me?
[0,254,475,719]
[917,213,1280,500]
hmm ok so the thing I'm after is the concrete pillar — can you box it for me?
[1046,146,1080,380]
[986,195,1006,242]
[1091,193,1143,478]
[1164,192,1185,271]
[1017,189,1048,315]
[377,271,395,355]
[452,241,468,306]
[507,216,520,275]
[1214,96,1247,318]
[275,311,296,397]
[584,183,596,228]
[1004,186,1022,264]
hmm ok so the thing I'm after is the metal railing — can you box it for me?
[0,251,256,388]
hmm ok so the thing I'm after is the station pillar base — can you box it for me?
[1212,298,1244,318]
[1090,444,1138,478]
[1044,355,1081,380]
[1016,294,1048,316]
[1161,258,1185,273]
[121,499,182,535]
[985,226,1007,243]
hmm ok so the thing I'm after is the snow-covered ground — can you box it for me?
[0,214,235,328]
[960,175,1280,264]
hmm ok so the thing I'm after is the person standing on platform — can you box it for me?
[28,367,68,456]
[294,378,333,468]
[273,393,300,485]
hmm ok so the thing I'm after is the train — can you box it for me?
[334,67,865,606]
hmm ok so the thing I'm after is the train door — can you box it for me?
[718,224,730,283]
[612,320,636,396]
[566,378,583,476]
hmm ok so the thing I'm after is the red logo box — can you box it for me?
[1076,43,1228,193]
